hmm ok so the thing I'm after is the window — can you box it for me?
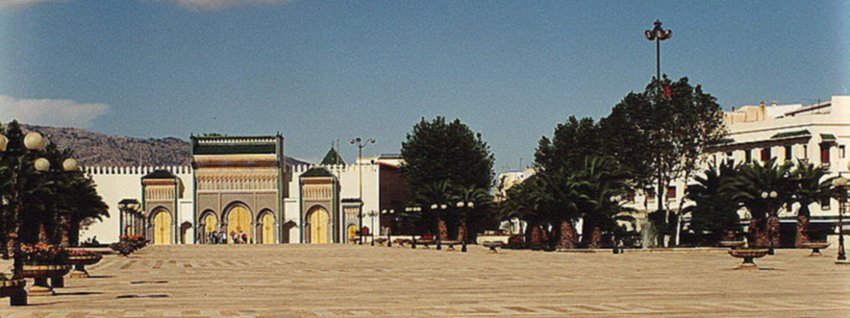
[666,186,677,199]
[820,143,831,164]
[761,148,771,161]
[726,151,733,159]
[840,145,846,159]
[784,145,792,161]
[821,197,831,211]
[802,145,808,160]
[745,149,752,163]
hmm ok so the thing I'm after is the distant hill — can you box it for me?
[21,124,310,167]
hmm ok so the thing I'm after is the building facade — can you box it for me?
[79,135,394,245]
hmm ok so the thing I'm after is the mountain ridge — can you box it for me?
[18,124,310,167]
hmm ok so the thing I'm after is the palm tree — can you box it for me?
[61,175,109,246]
[500,175,548,247]
[537,167,582,250]
[414,180,454,240]
[684,160,740,246]
[722,158,794,248]
[789,162,832,246]
[574,156,632,248]
[453,185,491,242]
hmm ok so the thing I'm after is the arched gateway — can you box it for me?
[307,207,330,244]
[226,205,252,243]
[152,209,172,245]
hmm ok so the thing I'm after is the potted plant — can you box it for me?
[20,244,72,296]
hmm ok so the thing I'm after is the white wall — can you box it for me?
[83,164,381,244]
[82,166,193,244]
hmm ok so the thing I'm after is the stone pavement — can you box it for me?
[1,244,849,317]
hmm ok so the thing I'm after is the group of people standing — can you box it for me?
[204,230,250,244]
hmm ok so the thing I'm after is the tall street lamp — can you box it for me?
[349,137,375,245]
[832,175,848,264]
[645,19,672,84]
[0,130,76,306]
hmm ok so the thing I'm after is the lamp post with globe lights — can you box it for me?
[455,201,474,252]
[644,19,672,84]
[0,129,77,306]
[381,208,396,247]
[761,190,779,255]
[832,175,848,264]
[405,206,422,248]
[367,210,378,246]
[349,137,375,245]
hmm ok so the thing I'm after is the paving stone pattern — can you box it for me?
[2,245,849,317]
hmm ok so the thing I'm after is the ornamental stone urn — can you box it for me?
[22,264,72,296]
[801,242,830,256]
[729,248,770,270]
[68,253,103,278]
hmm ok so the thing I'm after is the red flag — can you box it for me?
[663,85,672,97]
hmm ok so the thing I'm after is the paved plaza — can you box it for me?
[2,245,849,317]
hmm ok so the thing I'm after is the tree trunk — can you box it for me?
[530,226,543,247]
[749,217,768,247]
[768,214,781,248]
[58,213,71,247]
[437,218,448,241]
[38,223,49,244]
[456,222,467,241]
[558,220,577,250]
[588,226,604,249]
[795,214,809,247]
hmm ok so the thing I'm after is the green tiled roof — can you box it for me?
[770,130,810,139]
[301,167,334,178]
[821,134,836,141]
[142,169,177,180]
[194,144,276,155]
[320,147,345,165]
[192,135,278,155]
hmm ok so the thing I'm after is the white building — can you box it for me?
[499,95,850,246]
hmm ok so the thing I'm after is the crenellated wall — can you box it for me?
[80,163,381,245]
[83,165,194,244]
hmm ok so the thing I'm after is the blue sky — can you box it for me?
[1,0,848,170]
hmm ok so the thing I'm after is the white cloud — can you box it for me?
[0,0,63,9]
[0,95,109,128]
[162,0,292,11]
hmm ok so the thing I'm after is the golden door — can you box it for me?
[309,208,329,244]
[261,213,275,244]
[227,206,252,243]
[153,211,172,245]
[203,214,217,236]
[347,225,357,243]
